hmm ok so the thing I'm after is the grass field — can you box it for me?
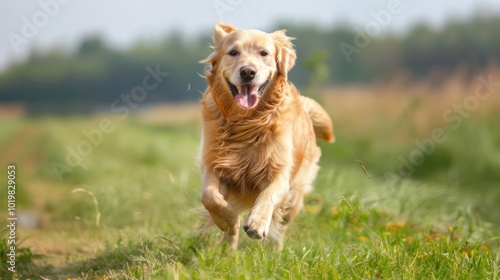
[1,78,500,279]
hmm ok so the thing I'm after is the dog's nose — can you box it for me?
[239,66,256,81]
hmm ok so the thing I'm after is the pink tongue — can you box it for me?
[235,84,259,108]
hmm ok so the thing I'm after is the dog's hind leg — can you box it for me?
[222,225,240,248]
[271,190,305,251]
[274,149,321,250]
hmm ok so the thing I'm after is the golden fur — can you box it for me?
[199,22,334,249]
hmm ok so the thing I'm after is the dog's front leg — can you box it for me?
[244,175,289,240]
[201,172,241,249]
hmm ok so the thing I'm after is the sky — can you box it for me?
[1,0,500,71]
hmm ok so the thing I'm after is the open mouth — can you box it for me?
[227,79,269,109]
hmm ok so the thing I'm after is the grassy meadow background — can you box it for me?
[1,71,500,278]
[2,5,500,278]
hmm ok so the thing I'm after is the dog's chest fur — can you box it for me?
[210,117,289,192]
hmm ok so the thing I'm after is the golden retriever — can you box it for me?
[199,22,334,250]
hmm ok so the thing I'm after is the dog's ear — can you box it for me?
[200,22,237,73]
[272,29,296,78]
[213,21,237,46]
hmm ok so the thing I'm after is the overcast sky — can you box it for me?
[1,0,499,71]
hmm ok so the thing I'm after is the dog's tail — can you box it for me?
[300,96,335,143]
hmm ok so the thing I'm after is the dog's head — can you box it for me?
[201,22,296,114]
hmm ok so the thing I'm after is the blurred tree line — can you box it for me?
[1,14,499,113]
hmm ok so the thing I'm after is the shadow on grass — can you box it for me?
[44,234,215,279]
[0,233,211,279]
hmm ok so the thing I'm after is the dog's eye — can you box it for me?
[228,50,239,56]
[260,50,269,57]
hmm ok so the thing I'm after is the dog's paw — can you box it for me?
[243,215,270,239]
[243,225,265,239]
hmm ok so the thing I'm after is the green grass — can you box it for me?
[0,114,499,279]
